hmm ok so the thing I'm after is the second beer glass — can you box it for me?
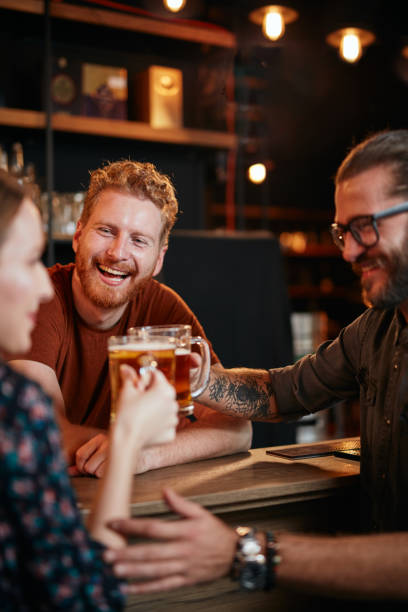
[128,324,210,416]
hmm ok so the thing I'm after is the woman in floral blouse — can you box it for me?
[0,170,178,611]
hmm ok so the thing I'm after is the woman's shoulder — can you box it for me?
[0,362,66,505]
[0,361,53,425]
[0,359,49,393]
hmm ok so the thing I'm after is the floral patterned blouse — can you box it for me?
[0,361,125,611]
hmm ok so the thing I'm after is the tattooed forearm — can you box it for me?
[207,372,276,420]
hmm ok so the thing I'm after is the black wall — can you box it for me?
[161,231,296,447]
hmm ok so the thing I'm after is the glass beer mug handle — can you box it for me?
[190,336,210,398]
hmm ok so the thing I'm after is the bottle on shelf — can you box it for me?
[8,142,24,184]
[0,144,8,171]
[23,161,41,209]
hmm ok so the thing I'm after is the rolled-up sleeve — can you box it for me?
[269,313,366,421]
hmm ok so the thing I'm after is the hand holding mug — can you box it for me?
[108,335,176,423]
[115,364,178,448]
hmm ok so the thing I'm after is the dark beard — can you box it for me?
[354,245,408,310]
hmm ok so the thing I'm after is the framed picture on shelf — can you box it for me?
[81,63,128,120]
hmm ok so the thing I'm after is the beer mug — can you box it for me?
[108,335,176,423]
[128,324,210,416]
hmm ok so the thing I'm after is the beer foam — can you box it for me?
[109,342,174,352]
[175,348,190,355]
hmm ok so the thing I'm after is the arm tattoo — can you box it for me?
[208,374,274,419]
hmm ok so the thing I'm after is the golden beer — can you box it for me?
[108,340,175,422]
[174,348,193,413]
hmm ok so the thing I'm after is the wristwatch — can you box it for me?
[231,526,267,591]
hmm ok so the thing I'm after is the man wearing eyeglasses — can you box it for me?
[104,130,408,603]
[331,180,408,311]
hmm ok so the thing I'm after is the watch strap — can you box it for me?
[231,527,281,592]
[231,526,267,590]
[265,530,281,590]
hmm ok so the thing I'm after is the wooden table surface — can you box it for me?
[73,437,360,519]
[72,439,361,611]
[72,443,359,612]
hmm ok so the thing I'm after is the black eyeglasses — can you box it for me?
[330,201,408,250]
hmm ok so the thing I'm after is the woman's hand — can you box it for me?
[114,365,179,450]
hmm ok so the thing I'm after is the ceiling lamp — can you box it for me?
[163,0,186,12]
[249,5,298,42]
[248,163,267,184]
[326,27,375,63]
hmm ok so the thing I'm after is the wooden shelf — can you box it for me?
[283,245,340,258]
[52,233,73,242]
[210,203,332,222]
[289,285,361,301]
[0,0,236,48]
[0,108,237,149]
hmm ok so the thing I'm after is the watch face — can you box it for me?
[240,561,267,591]
[51,74,76,105]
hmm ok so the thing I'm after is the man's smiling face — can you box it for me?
[335,165,408,310]
[72,188,166,310]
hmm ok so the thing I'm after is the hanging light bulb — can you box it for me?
[163,0,186,13]
[249,5,298,42]
[263,8,285,41]
[248,163,267,184]
[326,27,375,64]
[340,31,362,62]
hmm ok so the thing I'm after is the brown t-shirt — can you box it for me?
[23,263,219,429]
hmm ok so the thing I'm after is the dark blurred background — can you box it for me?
[1,0,406,446]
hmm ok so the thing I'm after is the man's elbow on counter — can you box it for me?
[242,419,253,452]
[193,403,253,454]
[231,417,253,452]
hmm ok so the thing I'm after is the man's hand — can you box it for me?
[104,487,238,593]
[69,432,109,478]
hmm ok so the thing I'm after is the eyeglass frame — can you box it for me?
[330,200,408,250]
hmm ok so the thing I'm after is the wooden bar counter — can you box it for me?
[72,439,361,611]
